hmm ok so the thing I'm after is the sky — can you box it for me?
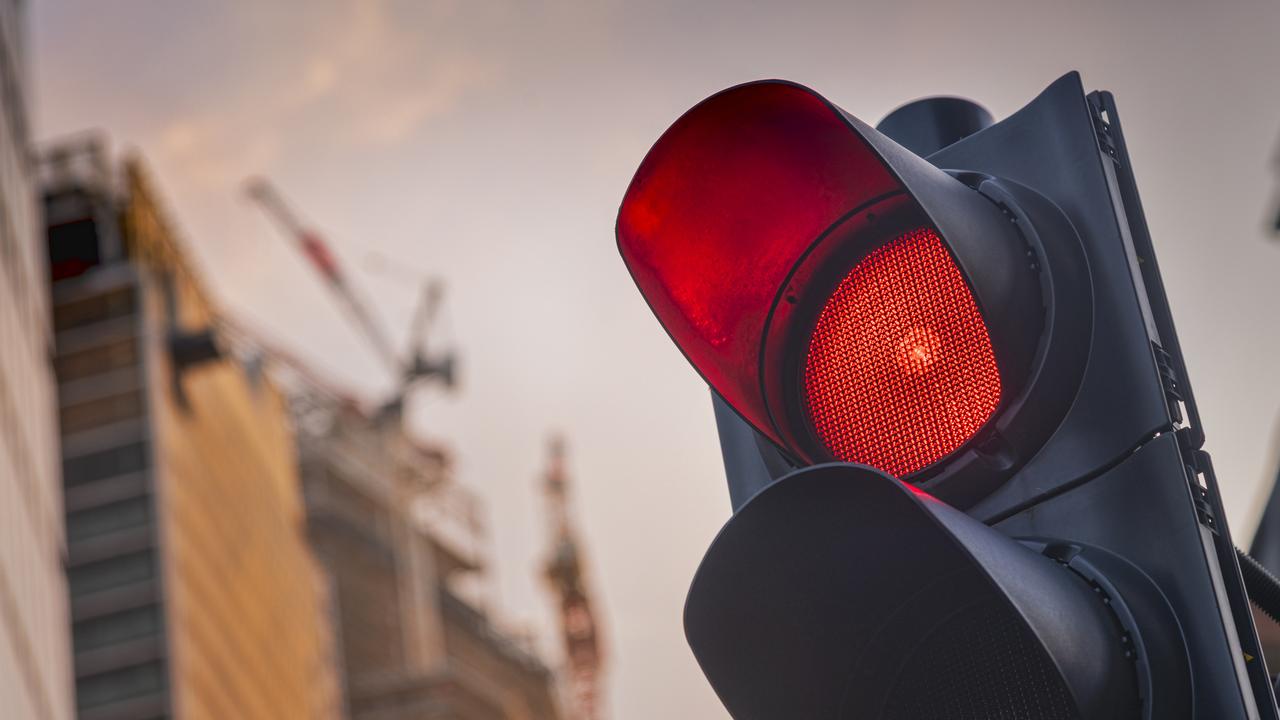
[30,0,1280,717]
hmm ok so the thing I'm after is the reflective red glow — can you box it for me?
[617,82,902,442]
[803,228,1001,476]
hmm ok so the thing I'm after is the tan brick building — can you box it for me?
[44,140,343,719]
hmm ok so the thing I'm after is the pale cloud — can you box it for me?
[285,0,501,146]
[302,58,337,99]
[158,121,201,155]
[353,60,494,145]
[143,0,503,189]
[155,116,279,190]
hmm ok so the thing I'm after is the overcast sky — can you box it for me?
[31,0,1280,716]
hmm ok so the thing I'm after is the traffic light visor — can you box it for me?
[617,81,907,448]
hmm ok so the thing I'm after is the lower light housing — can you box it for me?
[685,464,1149,720]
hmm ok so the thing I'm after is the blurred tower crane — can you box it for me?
[1271,134,1280,235]
[244,178,456,419]
[542,436,605,720]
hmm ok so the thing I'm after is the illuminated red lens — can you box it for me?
[803,228,1001,477]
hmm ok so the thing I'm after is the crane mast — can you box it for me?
[543,436,604,720]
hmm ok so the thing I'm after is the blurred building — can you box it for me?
[41,139,343,719]
[0,1,76,718]
[283,375,565,720]
[236,172,571,719]
[41,135,572,720]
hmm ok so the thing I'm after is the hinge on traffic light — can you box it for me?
[1152,341,1185,425]
[1176,426,1220,535]
[1087,94,1121,165]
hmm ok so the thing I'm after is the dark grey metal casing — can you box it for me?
[877,96,995,158]
[708,72,1277,717]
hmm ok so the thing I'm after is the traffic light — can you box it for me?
[617,73,1279,718]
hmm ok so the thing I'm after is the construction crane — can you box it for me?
[244,178,455,418]
[1273,140,1280,235]
[1269,132,1280,236]
[542,436,604,720]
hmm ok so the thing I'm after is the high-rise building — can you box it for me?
[0,1,76,717]
[42,139,343,719]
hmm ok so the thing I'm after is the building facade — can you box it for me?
[0,1,76,717]
[287,379,565,720]
[43,140,343,719]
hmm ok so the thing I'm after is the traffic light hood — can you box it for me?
[617,80,1056,488]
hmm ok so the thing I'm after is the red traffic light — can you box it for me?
[629,72,1273,719]
[618,81,1062,495]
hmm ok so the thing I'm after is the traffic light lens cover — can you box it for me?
[803,228,1001,476]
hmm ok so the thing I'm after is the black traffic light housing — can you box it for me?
[686,463,1193,719]
[619,71,1277,718]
